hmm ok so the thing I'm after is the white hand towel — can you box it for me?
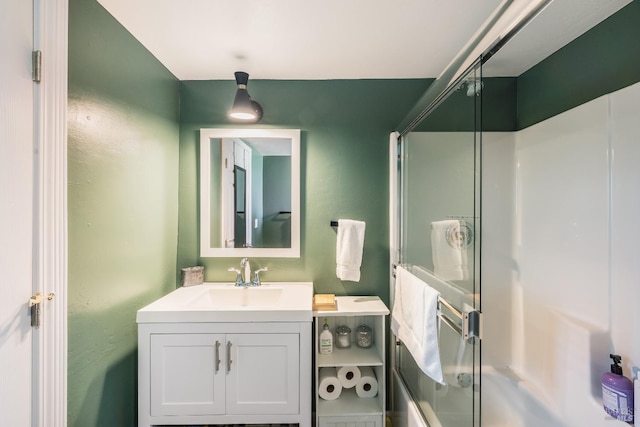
[336,219,366,282]
[391,265,445,384]
[431,220,468,281]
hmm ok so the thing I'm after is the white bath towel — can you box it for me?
[391,265,445,384]
[431,220,468,281]
[336,219,366,282]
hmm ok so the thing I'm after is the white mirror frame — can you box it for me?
[200,128,301,257]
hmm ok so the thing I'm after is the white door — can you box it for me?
[221,138,253,248]
[0,0,35,425]
[221,138,236,247]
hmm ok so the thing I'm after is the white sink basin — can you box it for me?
[136,282,313,323]
[190,286,284,308]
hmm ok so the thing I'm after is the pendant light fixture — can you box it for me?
[229,71,263,122]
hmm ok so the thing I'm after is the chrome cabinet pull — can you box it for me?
[214,340,221,372]
[226,341,232,372]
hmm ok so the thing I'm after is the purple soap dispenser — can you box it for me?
[602,354,634,423]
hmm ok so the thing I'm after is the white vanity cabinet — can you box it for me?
[314,296,389,427]
[138,322,311,427]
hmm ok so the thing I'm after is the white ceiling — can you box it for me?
[97,0,630,81]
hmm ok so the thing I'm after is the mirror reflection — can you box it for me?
[200,129,300,258]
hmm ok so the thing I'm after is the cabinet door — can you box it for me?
[226,333,299,415]
[150,333,225,416]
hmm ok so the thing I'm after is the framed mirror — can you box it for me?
[200,128,301,257]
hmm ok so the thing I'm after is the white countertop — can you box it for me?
[137,282,314,323]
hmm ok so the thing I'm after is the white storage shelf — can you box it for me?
[314,296,389,427]
[317,345,383,367]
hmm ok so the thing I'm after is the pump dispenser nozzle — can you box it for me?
[610,354,623,375]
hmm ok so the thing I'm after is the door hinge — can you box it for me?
[32,50,42,83]
[29,292,54,328]
[30,293,43,327]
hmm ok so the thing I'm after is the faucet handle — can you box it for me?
[228,267,243,286]
[253,267,268,286]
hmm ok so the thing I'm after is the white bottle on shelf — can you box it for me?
[319,318,333,354]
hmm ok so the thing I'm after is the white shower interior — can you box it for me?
[480,80,640,426]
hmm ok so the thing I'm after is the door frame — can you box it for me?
[33,0,68,425]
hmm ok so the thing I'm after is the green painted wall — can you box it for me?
[517,1,640,129]
[177,79,428,303]
[67,0,180,425]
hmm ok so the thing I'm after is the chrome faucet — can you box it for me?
[230,258,268,287]
[240,257,251,284]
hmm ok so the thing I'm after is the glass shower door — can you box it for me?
[396,62,482,427]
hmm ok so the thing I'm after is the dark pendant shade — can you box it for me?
[229,71,263,121]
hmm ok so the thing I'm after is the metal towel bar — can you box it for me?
[391,264,482,341]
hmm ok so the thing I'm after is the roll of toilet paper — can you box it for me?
[319,368,343,401]
[355,366,378,398]
[337,365,361,389]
